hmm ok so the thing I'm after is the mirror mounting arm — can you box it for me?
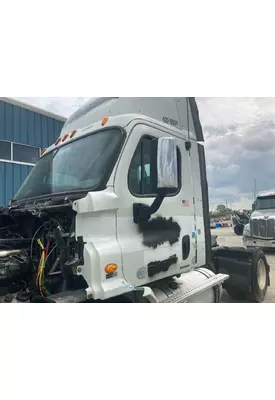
[133,192,165,224]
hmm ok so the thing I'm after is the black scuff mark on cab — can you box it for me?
[148,255,178,278]
[138,216,181,249]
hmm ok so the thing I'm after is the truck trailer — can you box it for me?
[0,98,270,303]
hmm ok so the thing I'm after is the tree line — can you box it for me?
[210,204,251,219]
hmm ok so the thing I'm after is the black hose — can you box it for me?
[67,217,76,248]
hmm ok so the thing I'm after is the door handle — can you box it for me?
[182,235,190,261]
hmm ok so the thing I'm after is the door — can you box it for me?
[115,122,197,287]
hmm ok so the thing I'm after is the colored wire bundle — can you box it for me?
[36,239,51,297]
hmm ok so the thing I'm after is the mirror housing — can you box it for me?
[252,201,256,212]
[133,137,179,224]
[151,137,179,194]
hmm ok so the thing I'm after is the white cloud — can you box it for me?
[197,97,275,127]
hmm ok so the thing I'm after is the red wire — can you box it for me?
[45,241,50,258]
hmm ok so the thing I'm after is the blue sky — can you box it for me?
[15,97,275,210]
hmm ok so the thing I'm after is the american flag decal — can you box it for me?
[182,200,190,207]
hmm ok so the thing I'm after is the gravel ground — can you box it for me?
[216,227,275,303]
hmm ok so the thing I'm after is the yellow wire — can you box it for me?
[41,253,46,296]
[39,253,43,295]
[36,254,41,286]
[37,239,44,251]
[37,239,46,295]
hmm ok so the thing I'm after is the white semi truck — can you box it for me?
[0,98,270,303]
[243,189,275,250]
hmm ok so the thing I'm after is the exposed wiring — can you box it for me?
[32,219,66,296]
[36,240,45,295]
[51,217,66,232]
[30,224,46,266]
[36,239,51,297]
[44,245,57,266]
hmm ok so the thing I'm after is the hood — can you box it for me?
[251,209,275,219]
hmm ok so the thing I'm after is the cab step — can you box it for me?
[164,273,228,303]
[142,271,229,303]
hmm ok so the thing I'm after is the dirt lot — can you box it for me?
[216,227,275,303]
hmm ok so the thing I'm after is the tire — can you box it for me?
[247,249,269,302]
[226,249,269,302]
[234,224,244,236]
[224,248,270,303]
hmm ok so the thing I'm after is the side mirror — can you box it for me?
[252,201,256,211]
[133,137,179,224]
[152,137,179,194]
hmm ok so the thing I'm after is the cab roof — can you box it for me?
[257,189,275,198]
[61,97,204,142]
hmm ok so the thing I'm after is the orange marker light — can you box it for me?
[102,116,109,126]
[62,134,69,142]
[70,130,77,138]
[41,148,47,156]
[55,137,61,145]
[105,264,118,274]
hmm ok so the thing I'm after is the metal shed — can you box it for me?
[0,97,66,206]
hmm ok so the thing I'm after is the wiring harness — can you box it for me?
[36,239,51,297]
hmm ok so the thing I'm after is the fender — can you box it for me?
[212,246,270,293]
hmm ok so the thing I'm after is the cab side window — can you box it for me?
[128,136,181,196]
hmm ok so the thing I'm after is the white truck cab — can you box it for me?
[243,189,275,249]
[0,98,270,303]
[37,97,218,301]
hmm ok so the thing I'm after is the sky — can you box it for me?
[15,97,275,210]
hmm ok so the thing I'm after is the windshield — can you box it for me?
[255,196,275,210]
[13,129,123,202]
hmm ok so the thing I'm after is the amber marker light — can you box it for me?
[105,264,118,274]
[70,130,77,138]
[101,116,109,126]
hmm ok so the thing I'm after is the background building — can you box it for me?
[0,97,66,206]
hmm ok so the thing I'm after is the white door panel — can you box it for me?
[115,123,196,287]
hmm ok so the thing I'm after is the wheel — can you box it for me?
[248,251,269,302]
[225,248,270,303]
